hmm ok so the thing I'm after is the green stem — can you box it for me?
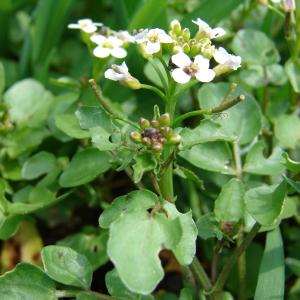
[190,257,213,291]
[140,84,167,102]
[209,222,261,295]
[237,235,247,300]
[173,94,245,127]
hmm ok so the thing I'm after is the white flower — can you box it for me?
[213,47,242,70]
[68,18,102,34]
[104,62,130,81]
[114,31,135,43]
[134,28,173,55]
[91,34,127,58]
[192,18,226,39]
[171,52,215,84]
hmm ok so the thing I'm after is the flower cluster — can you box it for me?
[68,18,241,85]
[259,0,296,12]
[130,113,181,152]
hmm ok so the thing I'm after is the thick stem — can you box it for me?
[237,235,247,300]
[190,257,213,291]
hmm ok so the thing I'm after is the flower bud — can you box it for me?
[130,131,142,143]
[152,142,163,151]
[139,118,150,129]
[182,28,191,41]
[151,119,160,128]
[182,43,190,53]
[142,137,152,145]
[169,133,181,144]
[170,19,181,35]
[124,77,141,90]
[159,113,170,126]
[283,0,295,12]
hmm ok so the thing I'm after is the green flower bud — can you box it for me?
[151,119,160,128]
[142,137,152,145]
[169,133,181,144]
[182,28,190,41]
[130,131,142,143]
[124,77,141,90]
[139,118,150,129]
[170,19,181,35]
[152,142,163,152]
[182,43,190,53]
[159,113,170,126]
[160,126,172,137]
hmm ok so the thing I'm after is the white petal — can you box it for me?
[194,55,210,70]
[91,34,106,45]
[68,24,80,29]
[111,47,127,58]
[93,46,111,58]
[171,52,191,68]
[144,41,161,54]
[210,27,226,39]
[134,30,148,43]
[120,62,128,73]
[82,24,97,33]
[195,69,215,82]
[108,36,123,47]
[78,18,93,25]
[158,32,173,43]
[172,68,191,84]
[192,18,210,30]
[213,47,228,64]
[104,69,119,81]
[148,28,165,35]
[228,55,242,70]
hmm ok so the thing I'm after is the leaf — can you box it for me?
[274,114,300,149]
[214,178,244,223]
[243,141,285,175]
[4,127,50,158]
[283,176,300,194]
[132,152,157,183]
[41,245,93,289]
[254,228,284,300]
[196,213,222,240]
[59,148,111,188]
[245,181,287,226]
[174,165,204,189]
[180,119,235,148]
[76,292,100,300]
[0,213,23,240]
[55,113,91,139]
[0,263,56,300]
[90,126,118,151]
[232,29,280,66]
[75,105,112,132]
[128,0,167,30]
[282,152,300,173]
[179,141,235,174]
[286,258,300,277]
[0,61,4,96]
[99,189,159,229]
[285,58,300,93]
[57,229,109,270]
[22,151,56,180]
[197,82,262,145]
[3,79,53,127]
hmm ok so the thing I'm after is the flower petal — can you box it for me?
[104,69,119,81]
[194,55,210,70]
[120,62,129,73]
[93,46,111,58]
[68,24,80,29]
[111,47,127,58]
[158,32,173,44]
[82,24,97,33]
[210,27,226,39]
[192,18,210,30]
[171,52,191,68]
[213,47,228,64]
[195,69,215,82]
[144,41,161,54]
[108,36,123,47]
[172,68,191,84]
[91,34,106,45]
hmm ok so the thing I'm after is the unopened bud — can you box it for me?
[152,142,163,151]
[142,137,152,145]
[130,131,142,143]
[173,45,183,54]
[283,0,295,12]
[170,19,181,35]
[140,118,150,129]
[182,28,190,41]
[221,221,234,234]
[151,119,160,128]
[182,43,190,53]
[159,113,170,126]
[169,133,181,144]
[161,126,172,137]
[124,77,141,90]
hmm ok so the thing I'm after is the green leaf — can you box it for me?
[285,58,300,93]
[196,213,222,240]
[4,127,50,158]
[245,181,287,226]
[282,152,300,173]
[76,292,100,300]
[75,105,112,132]
[41,245,93,289]
[243,141,285,175]
[286,258,300,277]
[132,152,157,183]
[128,0,167,30]
[214,178,244,223]
[274,114,300,149]
[144,59,167,88]
[57,229,108,270]
[90,126,118,151]
[284,176,300,194]
[0,61,4,96]
[254,228,284,300]
[179,141,235,174]
[99,189,159,229]
[22,151,56,180]
[55,113,91,139]
[174,165,204,189]
[180,119,235,148]
[3,79,53,127]
[232,29,280,66]
[0,263,56,300]
[59,148,111,188]
[0,213,23,240]
[198,82,262,145]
